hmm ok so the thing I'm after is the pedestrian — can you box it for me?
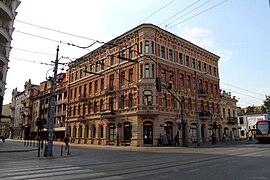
[174,134,179,146]
[211,132,216,144]
[167,133,171,146]
[64,136,69,150]
[222,132,227,142]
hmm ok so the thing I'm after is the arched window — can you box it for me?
[124,122,132,140]
[109,123,116,141]
[144,90,152,105]
[145,40,149,54]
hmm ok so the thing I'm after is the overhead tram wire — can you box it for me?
[168,0,229,29]
[136,0,176,25]
[165,0,213,28]
[221,88,263,101]
[220,82,265,97]
[14,30,96,51]
[10,57,55,66]
[159,0,201,27]
[15,19,104,44]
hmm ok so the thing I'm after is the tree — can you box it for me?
[262,95,270,112]
[245,106,256,113]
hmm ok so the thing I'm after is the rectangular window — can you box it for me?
[94,101,97,113]
[169,71,174,82]
[187,75,191,88]
[128,93,133,108]
[198,61,202,71]
[110,55,114,66]
[140,64,143,79]
[94,80,98,93]
[145,40,149,54]
[239,117,244,124]
[179,53,183,64]
[101,59,105,70]
[209,65,212,75]
[161,46,165,58]
[161,68,166,82]
[100,99,104,112]
[129,46,133,58]
[121,95,125,109]
[101,78,104,90]
[109,97,114,110]
[145,64,150,78]
[180,73,184,87]
[192,58,196,69]
[169,49,173,61]
[204,63,207,72]
[186,56,190,67]
[89,82,92,95]
[188,98,192,111]
[120,71,125,85]
[162,93,167,107]
[109,75,114,90]
[83,84,87,97]
[129,69,133,83]
[152,64,155,78]
[214,67,217,76]
[95,62,99,72]
[151,41,155,54]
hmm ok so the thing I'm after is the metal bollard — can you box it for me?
[67,145,70,155]
[24,140,26,146]
[30,140,32,146]
[61,144,63,156]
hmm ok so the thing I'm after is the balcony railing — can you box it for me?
[104,86,116,94]
[100,109,114,116]
[199,111,211,120]
[227,117,238,124]
[198,89,208,96]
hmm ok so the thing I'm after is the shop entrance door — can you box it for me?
[143,121,153,144]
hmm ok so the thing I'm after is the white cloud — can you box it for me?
[215,49,238,62]
[180,26,215,48]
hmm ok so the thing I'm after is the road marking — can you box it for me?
[184,168,200,174]
[0,163,116,180]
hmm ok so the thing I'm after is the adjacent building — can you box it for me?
[219,90,238,141]
[237,109,269,140]
[0,0,20,115]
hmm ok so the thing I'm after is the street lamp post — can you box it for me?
[194,71,208,147]
[47,46,59,156]
[194,71,200,146]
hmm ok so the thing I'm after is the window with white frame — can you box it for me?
[144,90,152,105]
[145,40,149,54]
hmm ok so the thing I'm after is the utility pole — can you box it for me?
[194,71,200,147]
[47,46,59,156]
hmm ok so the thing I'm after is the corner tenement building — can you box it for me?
[67,24,223,147]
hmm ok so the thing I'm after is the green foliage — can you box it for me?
[262,95,270,112]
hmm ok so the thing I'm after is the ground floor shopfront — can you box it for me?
[67,115,239,147]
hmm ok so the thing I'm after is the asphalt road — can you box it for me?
[0,140,269,180]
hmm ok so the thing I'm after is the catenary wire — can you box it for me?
[220,82,265,97]
[165,0,213,27]
[159,0,201,26]
[136,0,176,25]
[15,19,104,44]
[168,0,229,29]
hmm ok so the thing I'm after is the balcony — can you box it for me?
[0,1,14,20]
[104,86,116,94]
[199,111,211,120]
[0,26,11,43]
[227,117,238,124]
[198,89,208,97]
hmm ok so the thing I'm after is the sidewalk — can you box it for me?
[0,138,256,153]
[0,139,38,153]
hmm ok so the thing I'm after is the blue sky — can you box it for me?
[5,0,270,107]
